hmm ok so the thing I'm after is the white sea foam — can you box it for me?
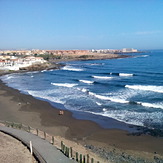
[86,110,163,127]
[141,55,149,57]
[85,110,143,127]
[80,88,89,93]
[27,90,65,104]
[4,76,14,80]
[89,92,129,103]
[79,80,94,84]
[89,92,110,100]
[102,108,107,111]
[90,89,163,109]
[96,102,102,106]
[83,63,105,66]
[108,98,129,103]
[137,102,163,110]
[62,66,84,71]
[119,73,133,76]
[133,55,149,58]
[41,70,47,72]
[76,88,89,94]
[92,76,114,80]
[51,83,78,88]
[125,85,163,93]
[28,71,39,74]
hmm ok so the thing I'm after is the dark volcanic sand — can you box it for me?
[0,77,163,162]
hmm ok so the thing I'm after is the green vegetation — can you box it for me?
[79,55,93,58]
[37,54,62,61]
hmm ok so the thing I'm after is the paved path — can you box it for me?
[0,126,76,163]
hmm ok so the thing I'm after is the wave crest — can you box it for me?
[125,85,163,93]
[119,73,133,76]
[89,92,129,103]
[51,83,78,88]
[137,102,163,109]
[92,76,114,80]
[62,66,84,71]
[79,80,94,84]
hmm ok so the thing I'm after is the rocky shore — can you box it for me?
[0,53,163,163]
[0,53,129,74]
[85,145,163,163]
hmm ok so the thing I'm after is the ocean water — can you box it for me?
[1,50,163,130]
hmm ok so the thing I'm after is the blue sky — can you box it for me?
[0,0,163,50]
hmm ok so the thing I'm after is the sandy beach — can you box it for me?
[0,132,36,163]
[0,75,163,162]
[1,0,163,161]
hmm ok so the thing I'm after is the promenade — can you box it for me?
[0,126,76,163]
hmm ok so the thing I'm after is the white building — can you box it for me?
[0,56,46,71]
[122,48,138,53]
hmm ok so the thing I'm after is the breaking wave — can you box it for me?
[88,91,163,109]
[133,55,149,58]
[137,102,163,110]
[62,66,84,71]
[119,73,134,76]
[88,92,129,103]
[125,85,163,93]
[92,76,114,80]
[77,88,89,93]
[79,80,94,84]
[41,70,47,72]
[108,73,134,76]
[51,83,78,88]
[96,102,102,106]
[87,110,163,128]
[27,90,65,104]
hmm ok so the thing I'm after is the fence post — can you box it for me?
[70,147,73,158]
[30,141,33,155]
[61,141,63,152]
[19,123,22,129]
[44,131,46,140]
[52,136,54,145]
[65,147,67,156]
[67,147,69,158]
[5,121,9,127]
[63,145,65,154]
[11,122,14,128]
[36,129,39,136]
[87,154,89,163]
[83,155,86,163]
[28,126,30,133]
[76,152,79,162]
[80,154,83,163]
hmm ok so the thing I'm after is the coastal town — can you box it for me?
[1,0,163,163]
[0,48,138,71]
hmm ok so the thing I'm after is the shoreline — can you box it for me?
[1,79,163,162]
[0,55,163,162]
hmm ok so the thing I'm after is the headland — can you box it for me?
[0,52,163,162]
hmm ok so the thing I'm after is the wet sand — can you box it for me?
[0,77,163,162]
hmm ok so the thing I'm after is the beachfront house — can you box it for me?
[0,56,46,70]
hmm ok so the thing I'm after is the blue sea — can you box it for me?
[1,50,163,130]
